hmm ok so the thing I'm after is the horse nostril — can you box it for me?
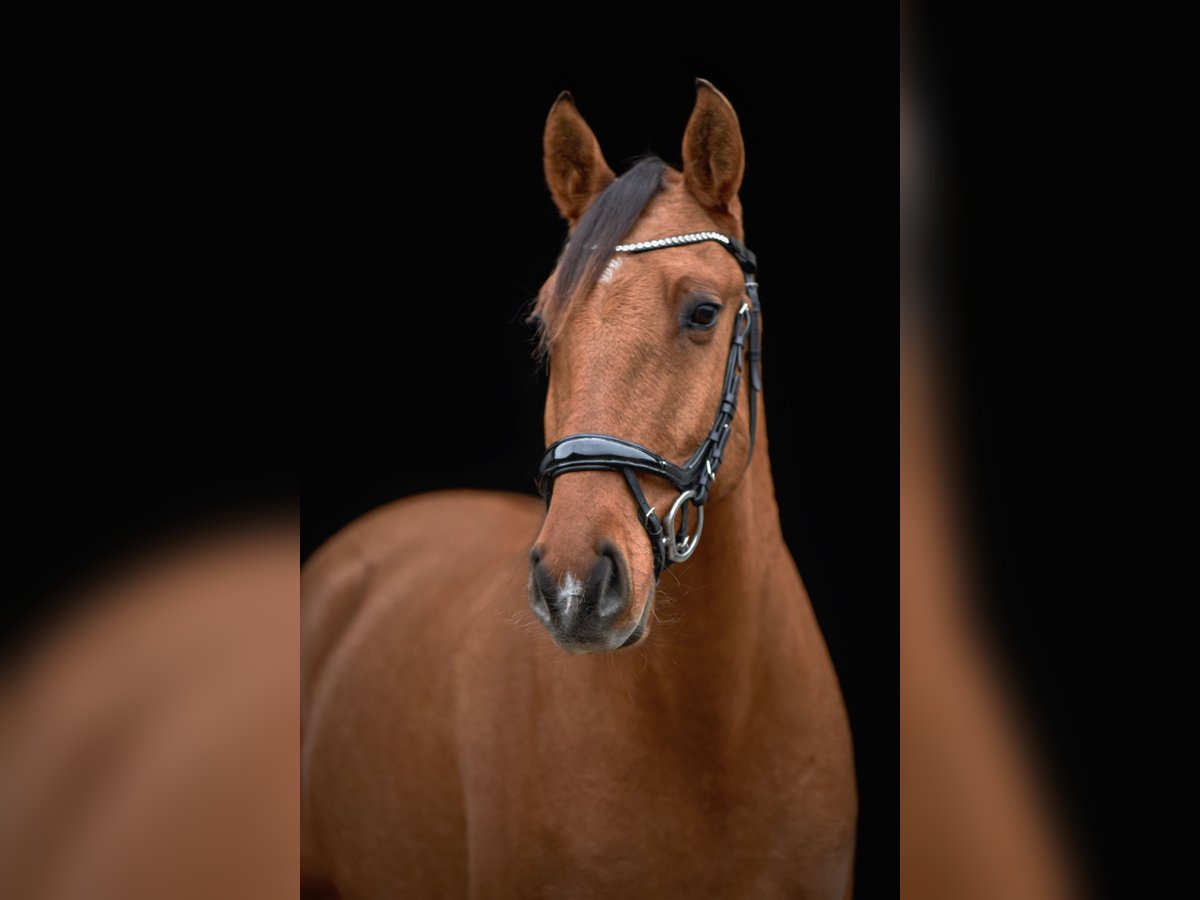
[605,554,623,598]
[590,542,629,620]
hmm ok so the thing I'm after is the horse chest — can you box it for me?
[459,704,841,896]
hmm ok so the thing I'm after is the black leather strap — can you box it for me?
[539,435,693,492]
[724,235,762,461]
[537,232,762,581]
[623,469,667,578]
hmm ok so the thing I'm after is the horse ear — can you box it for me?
[682,79,745,213]
[543,92,615,224]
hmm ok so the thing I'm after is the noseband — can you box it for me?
[537,231,762,581]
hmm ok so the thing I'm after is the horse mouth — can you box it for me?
[617,592,654,649]
[532,584,654,654]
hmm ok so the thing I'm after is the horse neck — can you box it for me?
[636,409,810,723]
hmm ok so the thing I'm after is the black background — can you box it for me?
[906,9,1191,894]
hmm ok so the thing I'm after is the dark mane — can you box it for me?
[533,157,667,352]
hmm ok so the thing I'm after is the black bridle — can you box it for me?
[537,231,762,580]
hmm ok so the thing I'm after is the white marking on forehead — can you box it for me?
[598,256,622,284]
[558,573,583,618]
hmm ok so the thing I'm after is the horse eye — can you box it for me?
[687,303,721,329]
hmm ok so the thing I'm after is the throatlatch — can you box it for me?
[537,232,762,580]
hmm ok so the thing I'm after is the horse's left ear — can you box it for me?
[682,79,745,214]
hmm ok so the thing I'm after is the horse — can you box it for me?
[301,80,857,899]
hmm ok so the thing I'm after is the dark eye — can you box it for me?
[686,302,721,329]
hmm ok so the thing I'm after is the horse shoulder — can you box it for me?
[301,490,543,895]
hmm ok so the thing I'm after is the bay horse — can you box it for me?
[301,81,857,898]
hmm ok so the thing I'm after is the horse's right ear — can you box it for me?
[543,92,615,224]
[682,79,744,215]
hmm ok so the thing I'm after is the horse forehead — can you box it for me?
[628,176,711,235]
[590,253,661,309]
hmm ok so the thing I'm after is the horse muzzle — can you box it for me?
[527,543,649,652]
